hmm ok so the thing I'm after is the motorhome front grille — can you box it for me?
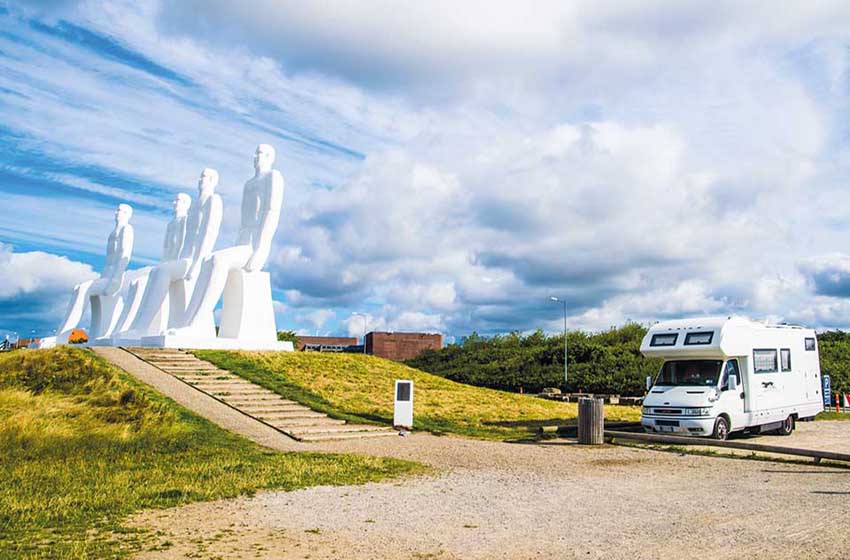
[652,408,682,414]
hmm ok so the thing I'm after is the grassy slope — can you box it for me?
[195,351,641,440]
[0,348,422,559]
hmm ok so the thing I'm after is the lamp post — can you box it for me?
[550,297,567,385]
[352,313,367,354]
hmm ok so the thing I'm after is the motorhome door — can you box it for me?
[718,359,746,429]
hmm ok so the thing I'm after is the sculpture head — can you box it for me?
[115,203,132,226]
[173,193,191,217]
[254,144,275,174]
[198,168,219,194]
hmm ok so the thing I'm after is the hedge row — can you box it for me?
[407,324,850,397]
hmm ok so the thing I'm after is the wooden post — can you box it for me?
[578,397,604,445]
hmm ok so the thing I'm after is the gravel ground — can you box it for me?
[132,421,850,560]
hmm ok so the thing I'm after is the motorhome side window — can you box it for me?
[684,331,713,345]
[805,337,816,351]
[650,333,678,347]
[753,349,778,374]
[780,348,791,372]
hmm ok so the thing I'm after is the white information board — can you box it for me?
[394,379,414,429]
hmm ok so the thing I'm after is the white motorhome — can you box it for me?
[640,316,824,440]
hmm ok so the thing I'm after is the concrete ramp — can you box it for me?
[123,347,397,442]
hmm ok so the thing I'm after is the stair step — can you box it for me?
[297,430,399,442]
[142,357,198,362]
[178,375,238,381]
[159,366,221,371]
[186,381,258,389]
[256,410,328,419]
[288,424,390,435]
[207,390,276,397]
[221,396,292,403]
[231,403,307,412]
[265,418,346,428]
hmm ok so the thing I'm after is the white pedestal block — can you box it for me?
[139,270,291,351]
[89,293,124,340]
[219,270,277,342]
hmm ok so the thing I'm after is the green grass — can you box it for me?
[194,351,641,440]
[815,411,850,421]
[0,347,423,559]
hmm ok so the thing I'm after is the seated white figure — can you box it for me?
[164,144,283,345]
[122,169,222,341]
[53,203,134,344]
[109,191,194,342]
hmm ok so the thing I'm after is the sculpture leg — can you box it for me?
[177,246,252,331]
[127,261,187,337]
[56,279,96,343]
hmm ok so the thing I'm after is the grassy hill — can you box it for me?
[0,348,421,559]
[195,350,642,440]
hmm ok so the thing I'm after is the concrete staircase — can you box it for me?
[126,348,397,442]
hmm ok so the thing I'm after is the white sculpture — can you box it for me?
[47,203,134,347]
[143,145,291,350]
[110,191,196,344]
[120,170,222,342]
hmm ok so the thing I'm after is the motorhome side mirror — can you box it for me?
[646,376,652,391]
[728,375,738,392]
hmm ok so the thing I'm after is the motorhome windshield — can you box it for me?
[655,360,722,387]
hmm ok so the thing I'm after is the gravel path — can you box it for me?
[132,422,850,560]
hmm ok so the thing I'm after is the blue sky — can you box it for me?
[4,1,850,340]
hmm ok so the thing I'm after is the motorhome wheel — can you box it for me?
[712,416,729,441]
[778,415,795,436]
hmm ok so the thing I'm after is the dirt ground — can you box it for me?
[132,421,850,560]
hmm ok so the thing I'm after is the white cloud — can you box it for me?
[0,243,96,300]
[296,308,336,330]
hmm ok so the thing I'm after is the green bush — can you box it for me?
[408,323,660,396]
[816,331,850,395]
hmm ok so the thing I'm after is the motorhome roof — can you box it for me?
[649,316,806,331]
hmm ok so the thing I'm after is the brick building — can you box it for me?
[365,331,442,361]
[296,336,358,351]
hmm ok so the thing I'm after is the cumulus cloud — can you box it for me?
[799,255,850,297]
[0,244,96,331]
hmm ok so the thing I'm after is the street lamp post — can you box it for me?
[352,313,367,354]
[550,297,567,385]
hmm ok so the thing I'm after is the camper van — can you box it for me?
[640,317,824,440]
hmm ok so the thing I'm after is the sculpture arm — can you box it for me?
[245,172,283,272]
[236,192,253,245]
[187,195,222,279]
[104,226,133,295]
[162,222,174,261]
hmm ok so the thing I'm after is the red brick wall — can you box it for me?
[296,336,358,351]
[365,332,442,361]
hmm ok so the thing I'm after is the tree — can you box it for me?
[277,330,299,344]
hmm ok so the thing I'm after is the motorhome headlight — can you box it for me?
[641,406,651,415]
[683,407,713,416]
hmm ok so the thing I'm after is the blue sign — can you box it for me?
[823,374,831,407]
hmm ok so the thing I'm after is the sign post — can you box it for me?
[394,379,413,430]
[822,374,831,408]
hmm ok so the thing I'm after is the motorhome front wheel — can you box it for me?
[712,416,729,440]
